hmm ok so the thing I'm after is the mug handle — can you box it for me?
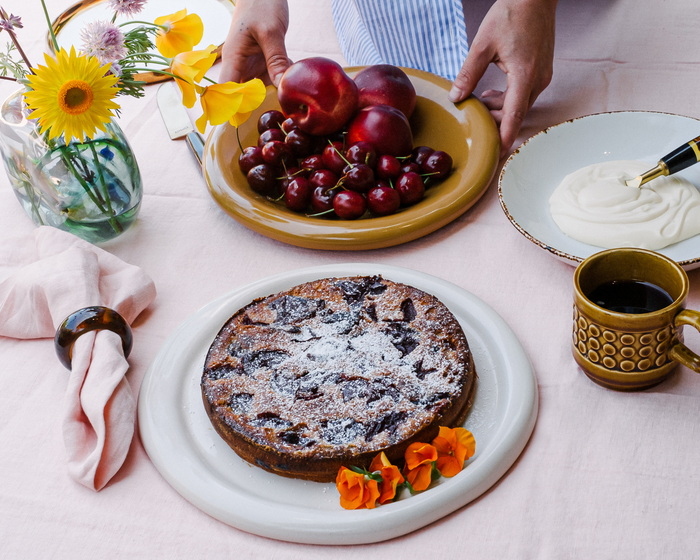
[668,309,700,372]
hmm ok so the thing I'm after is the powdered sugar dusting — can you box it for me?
[203,276,472,459]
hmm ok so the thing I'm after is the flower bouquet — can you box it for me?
[0,0,265,242]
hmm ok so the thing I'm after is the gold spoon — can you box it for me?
[626,135,700,188]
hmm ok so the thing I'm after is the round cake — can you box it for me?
[201,275,476,482]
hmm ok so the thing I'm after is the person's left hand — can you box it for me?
[449,0,558,158]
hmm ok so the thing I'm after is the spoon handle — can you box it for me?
[661,134,700,174]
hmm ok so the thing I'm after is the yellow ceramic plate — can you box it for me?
[203,68,499,251]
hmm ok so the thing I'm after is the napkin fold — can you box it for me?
[0,227,156,490]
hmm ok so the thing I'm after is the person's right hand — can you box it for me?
[219,0,291,86]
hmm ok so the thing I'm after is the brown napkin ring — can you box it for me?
[54,306,133,370]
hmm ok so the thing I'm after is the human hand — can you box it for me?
[219,0,291,86]
[449,0,558,158]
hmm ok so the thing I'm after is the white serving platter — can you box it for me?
[138,263,538,545]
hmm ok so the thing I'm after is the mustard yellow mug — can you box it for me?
[572,248,700,390]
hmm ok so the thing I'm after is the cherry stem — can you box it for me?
[328,139,352,167]
[306,208,336,218]
[275,168,306,180]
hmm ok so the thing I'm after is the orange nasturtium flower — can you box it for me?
[169,45,217,108]
[432,426,476,478]
[154,9,204,58]
[336,467,380,510]
[403,442,438,492]
[194,79,266,133]
[369,452,405,504]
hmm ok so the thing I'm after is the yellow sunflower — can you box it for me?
[24,46,120,143]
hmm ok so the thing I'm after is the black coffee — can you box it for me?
[586,280,674,314]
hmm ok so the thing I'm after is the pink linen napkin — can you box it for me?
[0,227,156,490]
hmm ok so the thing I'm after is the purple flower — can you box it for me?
[80,21,127,65]
[107,0,148,18]
[0,14,23,31]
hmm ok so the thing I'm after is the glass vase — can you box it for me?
[0,88,142,243]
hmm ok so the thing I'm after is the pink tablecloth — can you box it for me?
[2,0,700,558]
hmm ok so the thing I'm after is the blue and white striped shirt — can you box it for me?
[331,0,469,81]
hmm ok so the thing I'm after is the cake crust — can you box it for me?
[201,275,476,482]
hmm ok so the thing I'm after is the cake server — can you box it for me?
[156,81,205,166]
[626,134,700,188]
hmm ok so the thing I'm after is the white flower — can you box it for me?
[80,20,127,65]
[107,0,148,18]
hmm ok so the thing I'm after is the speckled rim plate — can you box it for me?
[203,68,500,251]
[138,263,538,545]
[499,111,700,270]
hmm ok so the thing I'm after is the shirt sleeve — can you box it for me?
[331,0,469,81]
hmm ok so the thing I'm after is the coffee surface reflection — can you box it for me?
[586,280,673,314]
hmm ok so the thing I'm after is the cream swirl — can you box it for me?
[549,160,700,250]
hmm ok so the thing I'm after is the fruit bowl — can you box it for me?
[202,67,500,251]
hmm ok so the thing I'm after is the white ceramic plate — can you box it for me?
[138,264,538,545]
[499,111,700,270]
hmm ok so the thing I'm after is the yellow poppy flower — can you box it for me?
[154,9,203,58]
[24,46,119,143]
[169,45,217,108]
[194,79,266,133]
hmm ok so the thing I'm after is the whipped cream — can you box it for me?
[549,160,700,250]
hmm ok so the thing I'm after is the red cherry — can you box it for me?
[421,150,453,180]
[284,177,313,212]
[281,117,297,134]
[277,166,303,193]
[333,190,367,219]
[300,154,325,171]
[322,141,347,175]
[345,141,377,168]
[376,154,401,180]
[238,146,264,175]
[396,172,425,205]
[412,145,435,166]
[285,128,313,157]
[341,163,374,193]
[247,164,278,196]
[310,185,338,213]
[367,185,400,216]
[400,161,421,175]
[261,140,295,169]
[257,110,285,134]
[309,169,339,190]
[258,128,286,147]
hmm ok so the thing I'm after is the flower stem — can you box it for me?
[39,0,60,52]
[119,21,167,30]
[120,54,169,64]
[0,7,34,72]
[129,68,180,80]
[58,145,109,215]
[89,143,122,234]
